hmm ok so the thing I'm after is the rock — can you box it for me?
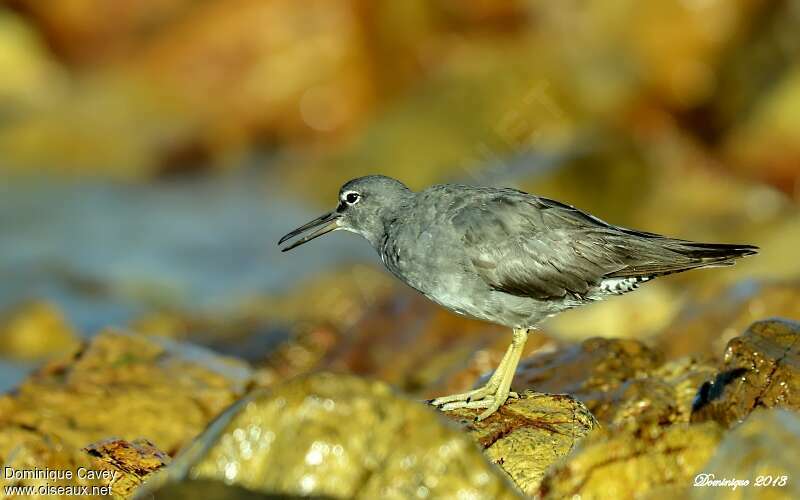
[656,281,800,360]
[506,338,717,427]
[688,409,800,500]
[11,0,197,65]
[0,10,64,109]
[250,269,555,397]
[539,421,724,499]
[140,372,521,499]
[511,337,662,422]
[723,66,800,199]
[0,330,251,495]
[427,330,558,401]
[134,0,375,148]
[0,301,80,361]
[691,319,800,427]
[443,392,598,496]
[83,438,171,497]
[639,356,718,425]
[151,479,305,499]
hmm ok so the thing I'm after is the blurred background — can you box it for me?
[1,0,799,394]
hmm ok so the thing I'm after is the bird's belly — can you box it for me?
[382,229,552,327]
[401,265,549,327]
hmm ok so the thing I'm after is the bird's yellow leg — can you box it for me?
[430,328,528,419]
[428,342,514,407]
[473,329,526,420]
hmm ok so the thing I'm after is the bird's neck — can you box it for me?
[362,196,413,248]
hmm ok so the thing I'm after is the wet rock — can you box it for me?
[152,479,312,499]
[443,392,598,496]
[511,337,662,422]
[598,356,718,428]
[505,338,717,427]
[691,319,800,427]
[539,421,724,499]
[657,281,800,360]
[644,356,718,425]
[84,438,171,497]
[0,301,80,361]
[0,330,251,494]
[140,373,521,499]
[250,269,555,397]
[687,409,800,500]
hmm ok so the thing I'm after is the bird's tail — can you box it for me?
[608,240,759,279]
[668,241,759,267]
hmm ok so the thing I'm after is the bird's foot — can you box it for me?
[430,390,519,421]
[428,327,528,421]
[428,385,495,407]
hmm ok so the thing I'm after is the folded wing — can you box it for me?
[453,191,757,300]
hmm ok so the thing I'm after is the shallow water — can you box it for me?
[0,170,377,389]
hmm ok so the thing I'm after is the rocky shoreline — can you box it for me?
[1,282,798,499]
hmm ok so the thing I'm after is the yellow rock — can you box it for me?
[0,330,251,498]
[688,409,800,500]
[444,392,598,496]
[84,438,171,498]
[0,301,80,361]
[141,372,521,499]
[540,421,724,499]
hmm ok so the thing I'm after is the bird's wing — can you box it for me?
[451,190,751,300]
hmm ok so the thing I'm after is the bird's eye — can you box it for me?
[345,192,360,204]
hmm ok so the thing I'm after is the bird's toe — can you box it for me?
[439,397,496,412]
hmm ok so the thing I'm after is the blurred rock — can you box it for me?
[691,319,800,427]
[141,373,521,499]
[84,438,171,497]
[243,264,396,333]
[724,67,800,199]
[0,74,198,177]
[539,420,724,499]
[688,409,800,500]
[0,301,80,361]
[443,392,598,496]
[9,0,197,65]
[0,331,251,495]
[607,356,718,427]
[247,267,555,396]
[0,10,64,110]
[657,281,800,360]
[134,0,375,151]
[624,0,763,109]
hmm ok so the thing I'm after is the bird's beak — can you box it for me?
[279,211,341,252]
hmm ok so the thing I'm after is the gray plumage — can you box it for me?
[282,175,756,329]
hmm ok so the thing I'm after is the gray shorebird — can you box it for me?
[278,175,757,421]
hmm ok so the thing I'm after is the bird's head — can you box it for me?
[279,175,413,251]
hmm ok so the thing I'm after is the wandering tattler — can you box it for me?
[278,175,758,420]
